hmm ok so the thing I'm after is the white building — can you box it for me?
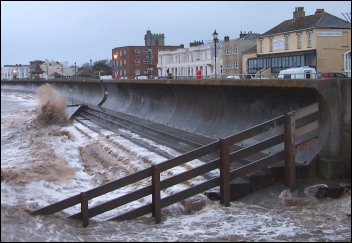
[157,41,221,78]
[40,59,75,79]
[157,32,258,79]
[1,64,31,80]
[2,60,76,80]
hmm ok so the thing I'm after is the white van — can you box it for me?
[278,66,316,79]
[226,75,240,79]
[135,75,148,79]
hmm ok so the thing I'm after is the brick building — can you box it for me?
[112,30,182,79]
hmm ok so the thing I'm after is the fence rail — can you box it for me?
[31,102,319,227]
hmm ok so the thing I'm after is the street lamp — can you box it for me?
[74,62,76,78]
[148,47,152,78]
[12,69,17,80]
[113,53,118,79]
[212,30,218,79]
[46,63,49,80]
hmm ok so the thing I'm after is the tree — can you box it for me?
[81,62,92,71]
[92,60,112,76]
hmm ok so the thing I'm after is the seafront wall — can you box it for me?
[2,78,350,179]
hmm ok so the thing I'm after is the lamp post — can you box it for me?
[12,69,17,80]
[74,62,76,78]
[148,47,152,78]
[46,63,49,80]
[90,59,93,79]
[113,53,118,79]
[212,30,218,79]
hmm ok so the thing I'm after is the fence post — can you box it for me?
[284,113,296,191]
[152,165,161,223]
[220,138,230,206]
[81,192,89,227]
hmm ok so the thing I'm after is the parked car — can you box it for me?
[316,72,347,79]
[152,76,169,80]
[226,75,240,79]
[135,75,148,79]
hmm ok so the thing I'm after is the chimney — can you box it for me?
[293,7,305,20]
[240,31,247,39]
[315,9,324,14]
[189,40,204,47]
[224,36,230,42]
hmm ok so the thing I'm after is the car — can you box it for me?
[226,75,240,79]
[316,72,347,79]
[135,75,148,79]
[154,76,169,80]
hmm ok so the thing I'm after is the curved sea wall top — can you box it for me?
[1,78,350,169]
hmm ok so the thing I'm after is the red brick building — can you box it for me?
[112,30,182,79]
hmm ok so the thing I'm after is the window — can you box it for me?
[269,37,273,52]
[135,59,140,65]
[135,49,140,55]
[226,49,229,55]
[235,62,238,69]
[235,47,238,54]
[297,32,302,49]
[135,69,140,75]
[283,74,291,79]
[305,71,311,79]
[307,31,312,48]
[259,39,263,53]
[285,35,289,50]
[342,31,349,46]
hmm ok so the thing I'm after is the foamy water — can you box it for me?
[1,86,351,241]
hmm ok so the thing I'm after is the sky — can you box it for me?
[1,1,351,67]
[1,89,351,241]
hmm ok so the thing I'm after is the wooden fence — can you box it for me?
[31,102,319,227]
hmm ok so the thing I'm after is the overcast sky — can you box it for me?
[1,1,351,67]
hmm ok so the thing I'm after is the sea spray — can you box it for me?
[35,83,69,126]
[1,85,76,183]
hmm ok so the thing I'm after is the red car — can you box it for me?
[316,72,347,79]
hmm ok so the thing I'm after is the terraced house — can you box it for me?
[244,7,351,77]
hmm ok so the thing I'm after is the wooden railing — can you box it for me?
[31,102,319,227]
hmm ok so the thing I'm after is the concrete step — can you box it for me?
[205,161,318,202]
